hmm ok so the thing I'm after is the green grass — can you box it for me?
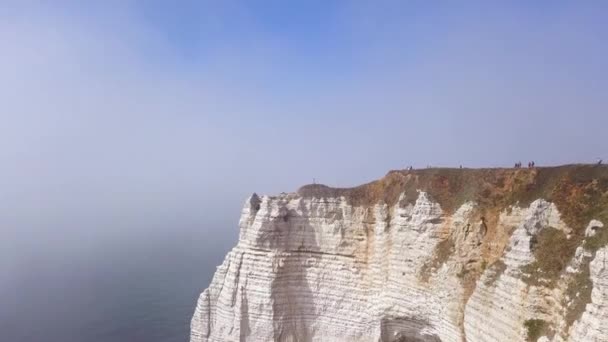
[419,238,454,282]
[524,319,547,341]
[520,227,579,287]
[564,264,592,329]
[564,223,608,329]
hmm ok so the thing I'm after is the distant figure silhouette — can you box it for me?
[598,158,603,165]
[480,217,488,236]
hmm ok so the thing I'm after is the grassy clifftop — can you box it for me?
[298,164,608,231]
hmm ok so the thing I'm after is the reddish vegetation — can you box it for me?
[299,165,608,265]
[298,164,608,232]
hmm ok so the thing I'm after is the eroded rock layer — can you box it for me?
[191,166,608,342]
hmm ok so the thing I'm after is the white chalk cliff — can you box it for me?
[191,166,608,341]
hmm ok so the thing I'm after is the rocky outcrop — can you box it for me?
[191,166,608,341]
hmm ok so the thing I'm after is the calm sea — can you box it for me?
[0,225,235,342]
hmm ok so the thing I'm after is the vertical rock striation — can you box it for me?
[191,166,608,341]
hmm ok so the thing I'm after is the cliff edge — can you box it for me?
[191,165,608,342]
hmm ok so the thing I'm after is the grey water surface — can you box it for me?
[0,223,235,342]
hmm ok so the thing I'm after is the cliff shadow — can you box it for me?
[380,317,442,342]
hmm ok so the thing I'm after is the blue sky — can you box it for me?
[1,1,607,241]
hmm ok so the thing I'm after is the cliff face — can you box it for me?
[191,166,608,342]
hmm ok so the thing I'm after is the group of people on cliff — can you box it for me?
[403,159,604,172]
[513,161,535,168]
